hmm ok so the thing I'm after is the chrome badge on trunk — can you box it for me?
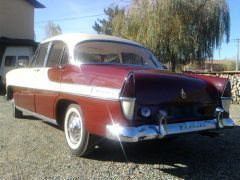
[180,88,187,100]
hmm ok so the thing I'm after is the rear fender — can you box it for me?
[184,73,229,95]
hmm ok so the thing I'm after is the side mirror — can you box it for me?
[17,59,29,67]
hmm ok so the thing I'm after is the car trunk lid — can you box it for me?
[132,70,220,123]
[134,70,219,105]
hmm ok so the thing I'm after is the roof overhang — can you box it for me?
[25,0,45,8]
[0,37,39,47]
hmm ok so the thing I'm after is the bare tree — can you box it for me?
[45,21,62,39]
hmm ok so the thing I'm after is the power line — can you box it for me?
[35,14,105,24]
[233,38,240,71]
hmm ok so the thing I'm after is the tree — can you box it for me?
[45,21,62,39]
[223,59,236,71]
[111,0,230,72]
[93,6,125,35]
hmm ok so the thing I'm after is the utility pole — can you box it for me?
[233,38,240,71]
[218,47,221,60]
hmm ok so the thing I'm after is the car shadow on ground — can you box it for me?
[88,128,240,178]
[18,108,240,178]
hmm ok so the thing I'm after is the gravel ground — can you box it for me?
[0,96,240,179]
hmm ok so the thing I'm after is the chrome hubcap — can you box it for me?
[67,112,82,144]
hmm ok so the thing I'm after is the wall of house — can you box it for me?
[0,0,34,40]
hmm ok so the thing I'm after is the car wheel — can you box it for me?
[12,99,23,118]
[64,104,95,157]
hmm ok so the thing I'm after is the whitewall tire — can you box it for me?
[64,104,95,157]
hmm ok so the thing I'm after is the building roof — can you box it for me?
[42,33,144,49]
[25,0,45,8]
[0,37,38,47]
[205,60,229,65]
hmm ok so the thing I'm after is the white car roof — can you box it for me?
[41,33,144,48]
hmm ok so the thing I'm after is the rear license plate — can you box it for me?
[178,121,208,132]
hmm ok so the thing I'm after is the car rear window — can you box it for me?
[74,41,160,67]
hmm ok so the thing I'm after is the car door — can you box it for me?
[16,46,45,112]
[34,41,67,119]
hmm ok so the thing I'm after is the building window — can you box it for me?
[18,56,29,67]
[5,56,16,67]
[18,56,29,61]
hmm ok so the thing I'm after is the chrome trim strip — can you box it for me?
[61,83,121,100]
[221,80,230,97]
[119,97,136,101]
[106,118,236,142]
[9,86,120,102]
[62,91,120,101]
[221,97,233,100]
[16,106,58,125]
[6,68,121,101]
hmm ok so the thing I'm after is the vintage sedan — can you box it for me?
[6,33,235,156]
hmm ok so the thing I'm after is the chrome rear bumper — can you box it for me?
[106,118,236,142]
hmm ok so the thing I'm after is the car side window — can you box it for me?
[35,43,49,67]
[46,41,65,67]
[60,47,69,66]
[29,48,39,67]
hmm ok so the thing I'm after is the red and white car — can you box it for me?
[6,33,235,156]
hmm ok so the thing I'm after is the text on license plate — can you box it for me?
[178,121,208,131]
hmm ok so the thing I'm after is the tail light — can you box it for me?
[221,80,232,112]
[120,72,136,120]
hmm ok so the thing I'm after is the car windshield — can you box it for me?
[74,41,162,68]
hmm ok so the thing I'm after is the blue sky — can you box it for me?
[35,0,240,60]
[34,0,129,40]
